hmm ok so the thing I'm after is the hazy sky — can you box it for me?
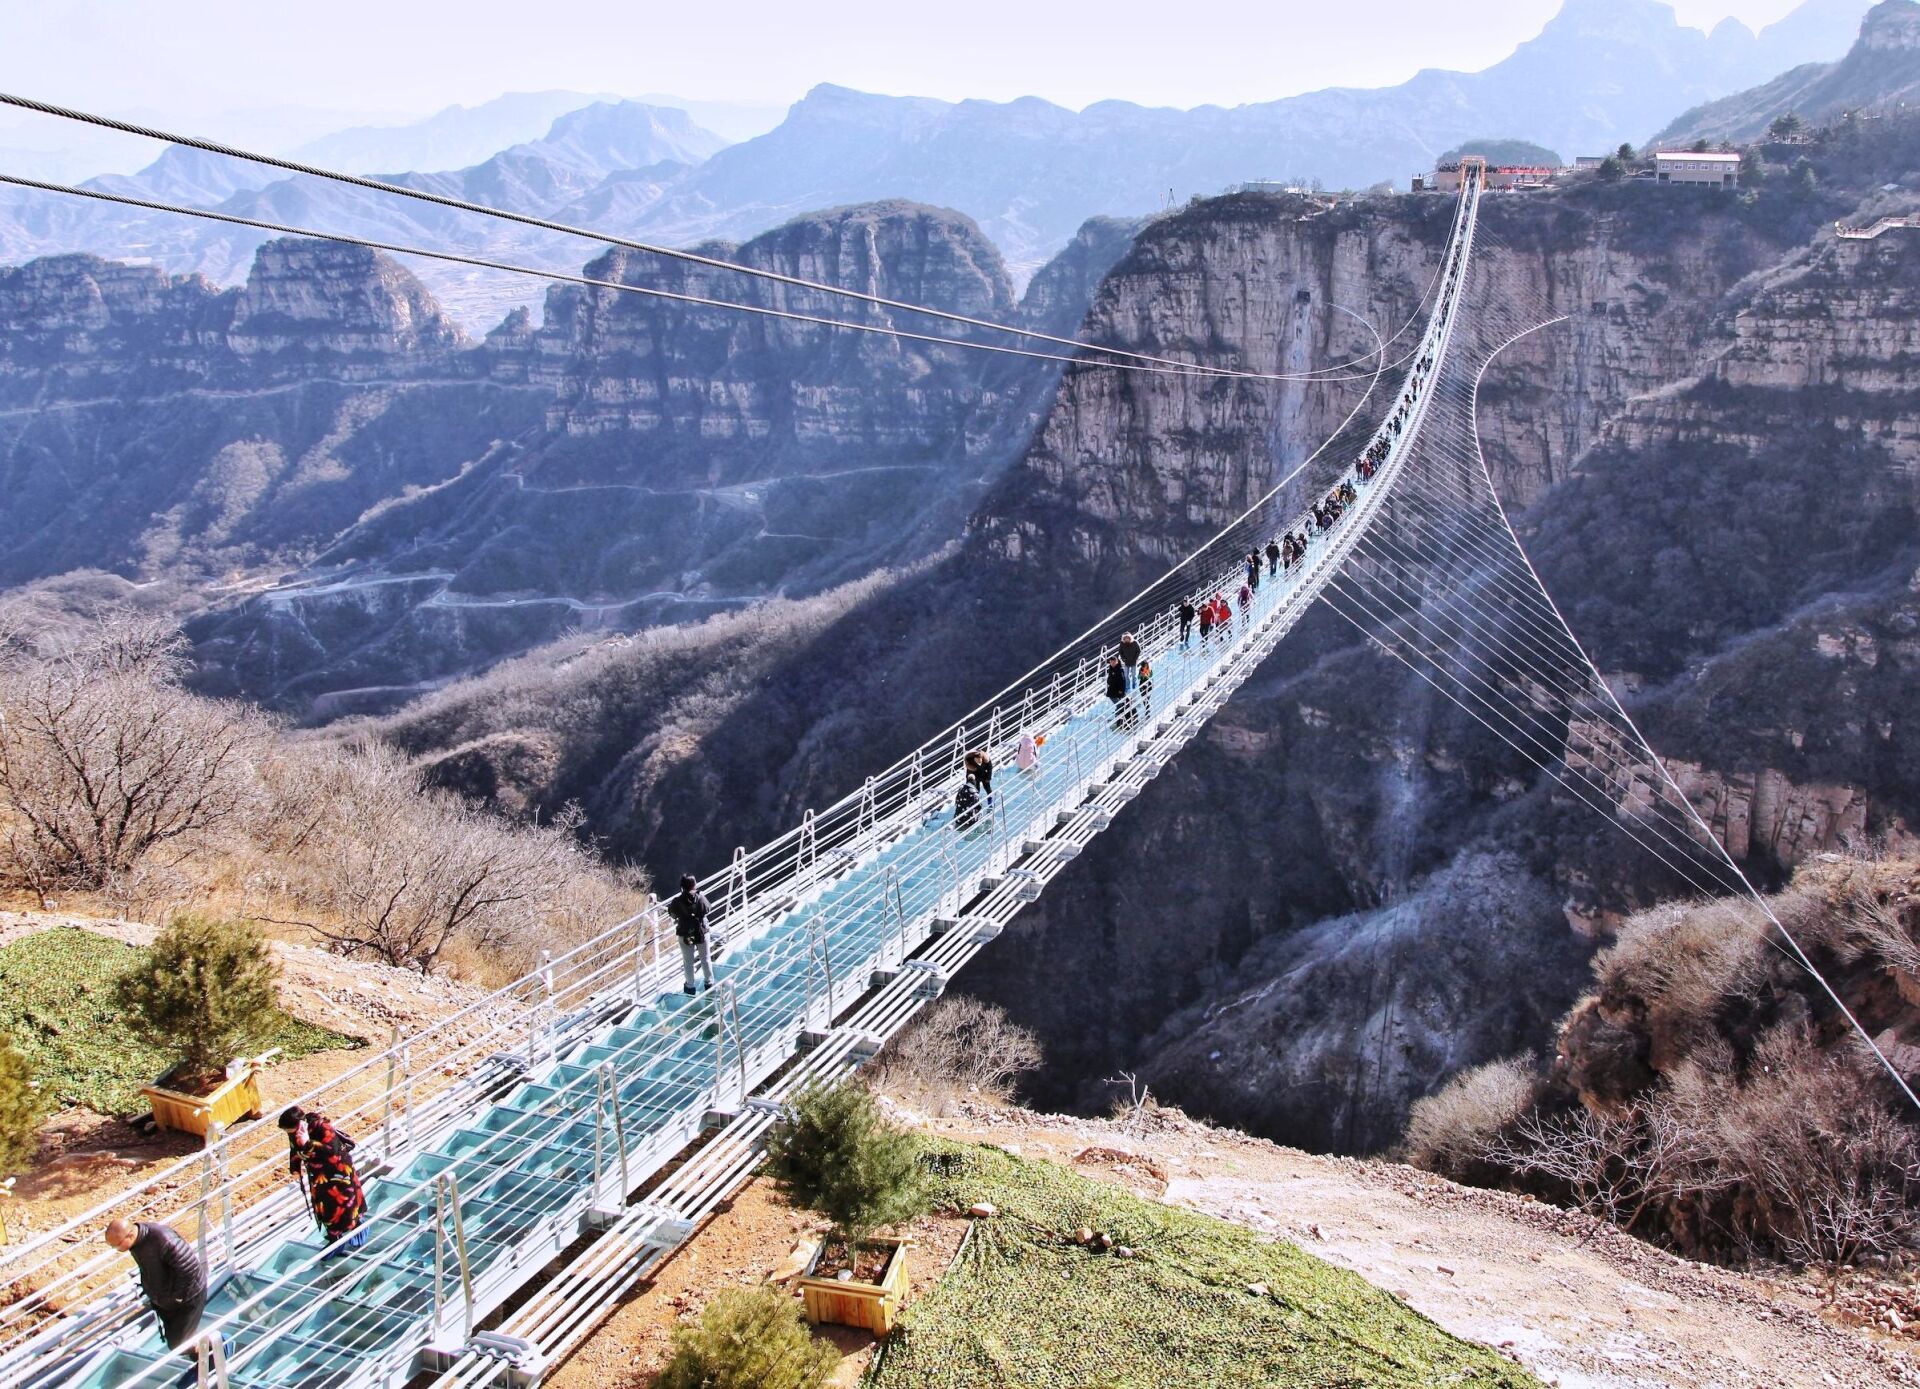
[2,0,1810,124]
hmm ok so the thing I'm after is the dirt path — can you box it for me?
[544,1179,968,1389]
[927,1105,1912,1389]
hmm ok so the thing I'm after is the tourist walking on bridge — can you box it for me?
[1197,598,1215,646]
[104,1219,209,1374]
[669,875,714,995]
[1138,658,1154,719]
[1106,656,1136,731]
[965,748,995,803]
[1265,538,1281,577]
[280,1107,366,1256]
[1178,598,1196,648]
[1118,632,1142,689]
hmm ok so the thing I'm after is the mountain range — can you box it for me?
[1659,0,1920,141]
[0,0,1879,326]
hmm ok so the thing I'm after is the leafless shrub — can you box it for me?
[1105,1071,1168,1137]
[263,743,622,974]
[874,997,1041,1114]
[1592,896,1771,1047]
[1692,1028,1920,1274]
[0,612,270,904]
[1490,1105,1651,1232]
[1403,1056,1540,1178]
[0,610,648,980]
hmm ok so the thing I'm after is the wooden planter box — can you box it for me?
[141,1058,268,1141]
[798,1236,909,1334]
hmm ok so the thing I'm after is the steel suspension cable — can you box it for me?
[0,91,1428,385]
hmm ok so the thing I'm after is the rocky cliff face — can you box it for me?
[225,240,467,362]
[0,205,1133,710]
[0,246,524,588]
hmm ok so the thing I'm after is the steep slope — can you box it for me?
[1656,0,1920,144]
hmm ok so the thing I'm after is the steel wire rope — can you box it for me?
[1381,356,1900,1001]
[1326,308,1920,1111]
[0,91,1439,385]
[1326,357,1773,891]
[1457,318,1920,1113]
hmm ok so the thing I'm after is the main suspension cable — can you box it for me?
[0,91,1418,384]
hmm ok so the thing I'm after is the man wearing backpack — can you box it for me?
[668,874,714,995]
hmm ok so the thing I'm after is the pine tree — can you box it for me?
[656,1286,836,1389]
[114,917,282,1080]
[764,1079,925,1243]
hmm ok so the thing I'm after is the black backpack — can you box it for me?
[954,782,980,829]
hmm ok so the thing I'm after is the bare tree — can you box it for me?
[1490,1106,1650,1234]
[874,997,1041,1112]
[265,744,633,974]
[0,613,268,903]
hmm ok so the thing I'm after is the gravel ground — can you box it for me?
[925,1103,1913,1389]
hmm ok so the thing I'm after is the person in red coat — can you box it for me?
[280,1107,367,1255]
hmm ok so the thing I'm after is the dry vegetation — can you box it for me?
[366,562,921,828]
[0,608,644,982]
[871,996,1042,1116]
[1402,854,1920,1278]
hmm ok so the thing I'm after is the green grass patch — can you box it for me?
[0,928,362,1116]
[867,1140,1543,1389]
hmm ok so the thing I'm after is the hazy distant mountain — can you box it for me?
[630,93,793,143]
[0,101,733,326]
[0,0,1876,317]
[1656,0,1920,144]
[292,91,621,174]
[605,0,1874,273]
[87,146,284,205]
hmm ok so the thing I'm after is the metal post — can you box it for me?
[432,1178,447,1319]
[725,983,748,1102]
[444,1172,475,1337]
[382,1023,403,1163]
[607,1062,630,1193]
[859,777,878,854]
[633,910,649,1004]
[886,867,909,965]
[194,1145,212,1273]
[592,1069,607,1196]
[213,1121,233,1278]
[400,1042,416,1153]
[728,846,748,928]
[810,913,835,1016]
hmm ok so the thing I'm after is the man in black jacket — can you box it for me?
[668,874,714,995]
[105,1218,206,1355]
